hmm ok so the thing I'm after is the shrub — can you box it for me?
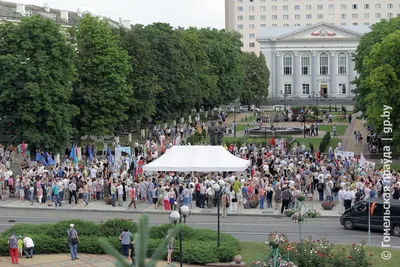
[319,131,331,153]
[48,220,102,238]
[100,219,137,237]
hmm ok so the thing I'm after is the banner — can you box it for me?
[335,150,355,159]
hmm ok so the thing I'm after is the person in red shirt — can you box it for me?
[195,181,200,208]
[128,186,136,209]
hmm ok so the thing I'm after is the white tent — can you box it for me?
[142,146,250,172]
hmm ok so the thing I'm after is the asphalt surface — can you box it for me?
[0,208,399,248]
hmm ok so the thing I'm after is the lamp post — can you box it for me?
[212,180,225,247]
[234,107,236,138]
[169,205,191,267]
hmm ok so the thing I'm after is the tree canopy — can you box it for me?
[354,17,400,149]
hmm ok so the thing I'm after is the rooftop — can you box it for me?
[0,1,122,27]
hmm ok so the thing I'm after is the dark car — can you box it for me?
[340,199,400,237]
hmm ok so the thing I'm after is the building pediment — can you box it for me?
[272,22,363,41]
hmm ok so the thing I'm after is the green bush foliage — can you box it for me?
[1,219,238,264]
[318,131,331,153]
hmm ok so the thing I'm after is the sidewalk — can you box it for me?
[0,253,198,267]
[0,193,341,218]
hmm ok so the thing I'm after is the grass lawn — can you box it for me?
[239,241,400,267]
[375,163,400,171]
[318,125,348,136]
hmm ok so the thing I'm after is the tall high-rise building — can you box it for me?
[225,0,400,53]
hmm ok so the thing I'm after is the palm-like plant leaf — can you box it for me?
[99,215,181,267]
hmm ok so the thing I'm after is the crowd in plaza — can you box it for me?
[1,132,400,217]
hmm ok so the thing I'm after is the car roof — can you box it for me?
[363,198,400,206]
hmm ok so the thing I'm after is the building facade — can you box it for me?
[225,0,400,53]
[0,1,127,28]
[257,22,370,100]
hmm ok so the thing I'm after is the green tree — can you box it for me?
[119,25,162,128]
[240,52,270,106]
[0,16,78,154]
[360,30,400,149]
[353,17,400,114]
[74,15,132,136]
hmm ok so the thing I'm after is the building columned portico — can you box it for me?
[257,22,370,100]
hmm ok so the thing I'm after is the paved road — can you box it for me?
[1,208,399,248]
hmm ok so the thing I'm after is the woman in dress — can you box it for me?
[168,188,176,211]
[167,232,174,264]
[274,183,282,211]
[242,183,250,209]
[182,184,190,207]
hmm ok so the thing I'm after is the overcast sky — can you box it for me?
[12,0,225,29]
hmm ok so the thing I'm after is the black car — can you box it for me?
[340,198,400,237]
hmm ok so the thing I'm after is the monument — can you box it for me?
[209,121,218,146]
[217,120,226,145]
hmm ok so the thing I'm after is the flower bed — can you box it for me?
[321,201,336,210]
[251,233,372,267]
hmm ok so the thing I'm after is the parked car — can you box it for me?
[340,199,400,237]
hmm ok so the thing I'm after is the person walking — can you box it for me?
[67,224,79,260]
[280,187,291,214]
[128,238,135,267]
[119,229,132,258]
[8,232,18,264]
[128,186,137,209]
[259,186,265,209]
[221,191,229,218]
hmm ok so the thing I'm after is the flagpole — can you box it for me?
[368,201,371,246]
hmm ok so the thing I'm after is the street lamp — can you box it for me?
[169,206,191,267]
[233,107,236,138]
[212,180,226,247]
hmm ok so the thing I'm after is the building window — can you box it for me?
[364,22,370,26]
[388,13,393,18]
[338,53,347,75]
[364,13,370,19]
[329,14,335,19]
[260,24,266,27]
[260,6,266,11]
[283,53,292,75]
[295,23,301,26]
[237,0,243,2]
[238,6,243,12]
[260,15,266,20]
[319,53,329,75]
[249,15,255,20]
[375,4,381,9]
[272,6,277,11]
[237,24,243,30]
[283,24,289,27]
[341,14,347,19]
[306,14,312,20]
[249,42,255,48]
[318,14,324,19]
[388,4,393,9]
[352,22,358,26]
[238,16,244,20]
[301,53,310,75]
[302,84,310,95]
[272,15,278,20]
[249,24,255,29]
[283,5,288,11]
[283,15,289,20]
[317,5,323,10]
[284,84,292,95]
[306,5,312,10]
[341,4,346,10]
[249,33,255,38]
[339,84,347,94]
[272,24,277,27]
[294,5,300,10]
[295,14,300,20]
[341,23,347,26]
[376,13,381,19]
[352,4,358,10]
[364,4,369,9]
[249,6,255,12]
[352,13,358,19]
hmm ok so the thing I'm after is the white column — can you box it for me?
[276,51,282,97]
[128,133,132,142]
[293,51,299,97]
[330,51,337,98]
[348,50,355,96]
[311,51,318,95]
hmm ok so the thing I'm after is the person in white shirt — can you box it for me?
[343,187,352,211]
[338,186,345,214]
[117,183,124,207]
[23,235,34,258]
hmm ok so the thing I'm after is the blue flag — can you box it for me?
[69,144,75,159]
[107,146,114,164]
[35,152,49,167]
[88,146,93,161]
[44,151,55,165]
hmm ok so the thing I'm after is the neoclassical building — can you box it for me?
[257,22,370,99]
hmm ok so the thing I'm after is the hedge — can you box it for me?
[1,219,238,264]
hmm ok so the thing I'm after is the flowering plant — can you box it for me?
[291,212,304,223]
[268,258,298,267]
[250,260,266,267]
[296,192,305,202]
[284,209,295,217]
[306,208,321,218]
[266,232,287,249]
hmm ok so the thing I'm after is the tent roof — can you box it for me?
[143,146,250,172]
